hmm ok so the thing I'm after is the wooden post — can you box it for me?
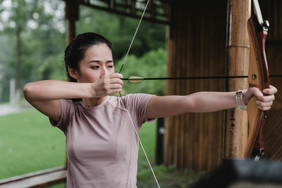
[224,0,250,159]
[64,0,79,173]
[65,0,79,44]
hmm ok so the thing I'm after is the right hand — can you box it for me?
[92,73,124,97]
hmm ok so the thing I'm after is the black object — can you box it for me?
[190,159,282,188]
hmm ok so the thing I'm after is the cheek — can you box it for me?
[86,73,100,82]
[80,70,100,82]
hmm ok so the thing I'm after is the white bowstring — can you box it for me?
[118,0,161,187]
[119,0,151,73]
[124,108,161,188]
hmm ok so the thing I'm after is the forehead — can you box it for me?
[83,44,113,60]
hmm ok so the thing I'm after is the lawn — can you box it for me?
[0,109,203,187]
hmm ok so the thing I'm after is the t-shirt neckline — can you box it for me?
[80,96,109,109]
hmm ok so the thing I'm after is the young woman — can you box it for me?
[23,32,277,187]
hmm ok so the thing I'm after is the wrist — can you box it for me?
[235,89,247,110]
[88,82,97,97]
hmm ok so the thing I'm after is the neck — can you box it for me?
[82,96,107,107]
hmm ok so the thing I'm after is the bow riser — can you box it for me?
[244,0,270,158]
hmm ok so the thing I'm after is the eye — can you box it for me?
[107,63,114,69]
[91,66,99,70]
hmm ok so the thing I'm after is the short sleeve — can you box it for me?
[49,99,74,132]
[124,94,155,127]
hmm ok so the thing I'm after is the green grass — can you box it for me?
[0,110,203,187]
[0,110,66,179]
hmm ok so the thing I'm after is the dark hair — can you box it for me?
[64,32,112,82]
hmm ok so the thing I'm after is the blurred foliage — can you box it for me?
[0,0,166,102]
[0,0,66,101]
[76,6,166,59]
[118,48,167,96]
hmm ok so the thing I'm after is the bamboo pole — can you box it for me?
[224,0,250,159]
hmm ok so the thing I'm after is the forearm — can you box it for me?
[23,80,94,101]
[147,91,237,119]
[187,91,237,112]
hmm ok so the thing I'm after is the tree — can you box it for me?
[76,6,166,60]
[119,48,167,96]
[0,0,39,103]
[0,0,65,103]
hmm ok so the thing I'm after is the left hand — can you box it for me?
[244,85,277,111]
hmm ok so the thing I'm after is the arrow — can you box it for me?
[122,75,281,82]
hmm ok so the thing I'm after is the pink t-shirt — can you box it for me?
[51,94,154,188]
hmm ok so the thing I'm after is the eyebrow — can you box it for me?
[87,60,114,64]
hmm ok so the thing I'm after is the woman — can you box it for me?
[23,32,277,187]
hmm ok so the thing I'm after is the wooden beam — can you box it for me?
[0,167,66,188]
[79,0,171,25]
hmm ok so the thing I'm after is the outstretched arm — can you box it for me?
[146,86,277,119]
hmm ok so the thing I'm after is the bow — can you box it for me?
[244,0,270,159]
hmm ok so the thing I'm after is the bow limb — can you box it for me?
[244,0,270,158]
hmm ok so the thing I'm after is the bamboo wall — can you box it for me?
[164,0,227,172]
[164,0,282,172]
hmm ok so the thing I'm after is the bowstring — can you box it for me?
[118,0,161,187]
[118,0,150,73]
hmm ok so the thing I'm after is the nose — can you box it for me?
[100,65,109,78]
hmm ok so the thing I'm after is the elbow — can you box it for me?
[23,83,35,101]
[182,96,202,113]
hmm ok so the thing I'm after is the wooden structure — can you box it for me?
[0,0,281,187]
[165,0,227,171]
[165,0,282,171]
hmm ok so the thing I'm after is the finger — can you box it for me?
[256,99,273,107]
[109,78,124,85]
[111,89,123,94]
[110,83,123,90]
[257,105,271,111]
[257,94,275,102]
[257,101,272,110]
[263,85,278,95]
[110,73,123,79]
[108,85,123,94]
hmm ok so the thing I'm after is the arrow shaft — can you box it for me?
[122,74,281,81]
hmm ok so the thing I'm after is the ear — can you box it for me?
[68,66,79,80]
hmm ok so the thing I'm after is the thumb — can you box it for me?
[244,87,262,105]
[250,87,263,98]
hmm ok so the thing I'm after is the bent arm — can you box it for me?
[23,80,94,121]
[146,92,236,119]
[24,73,123,121]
